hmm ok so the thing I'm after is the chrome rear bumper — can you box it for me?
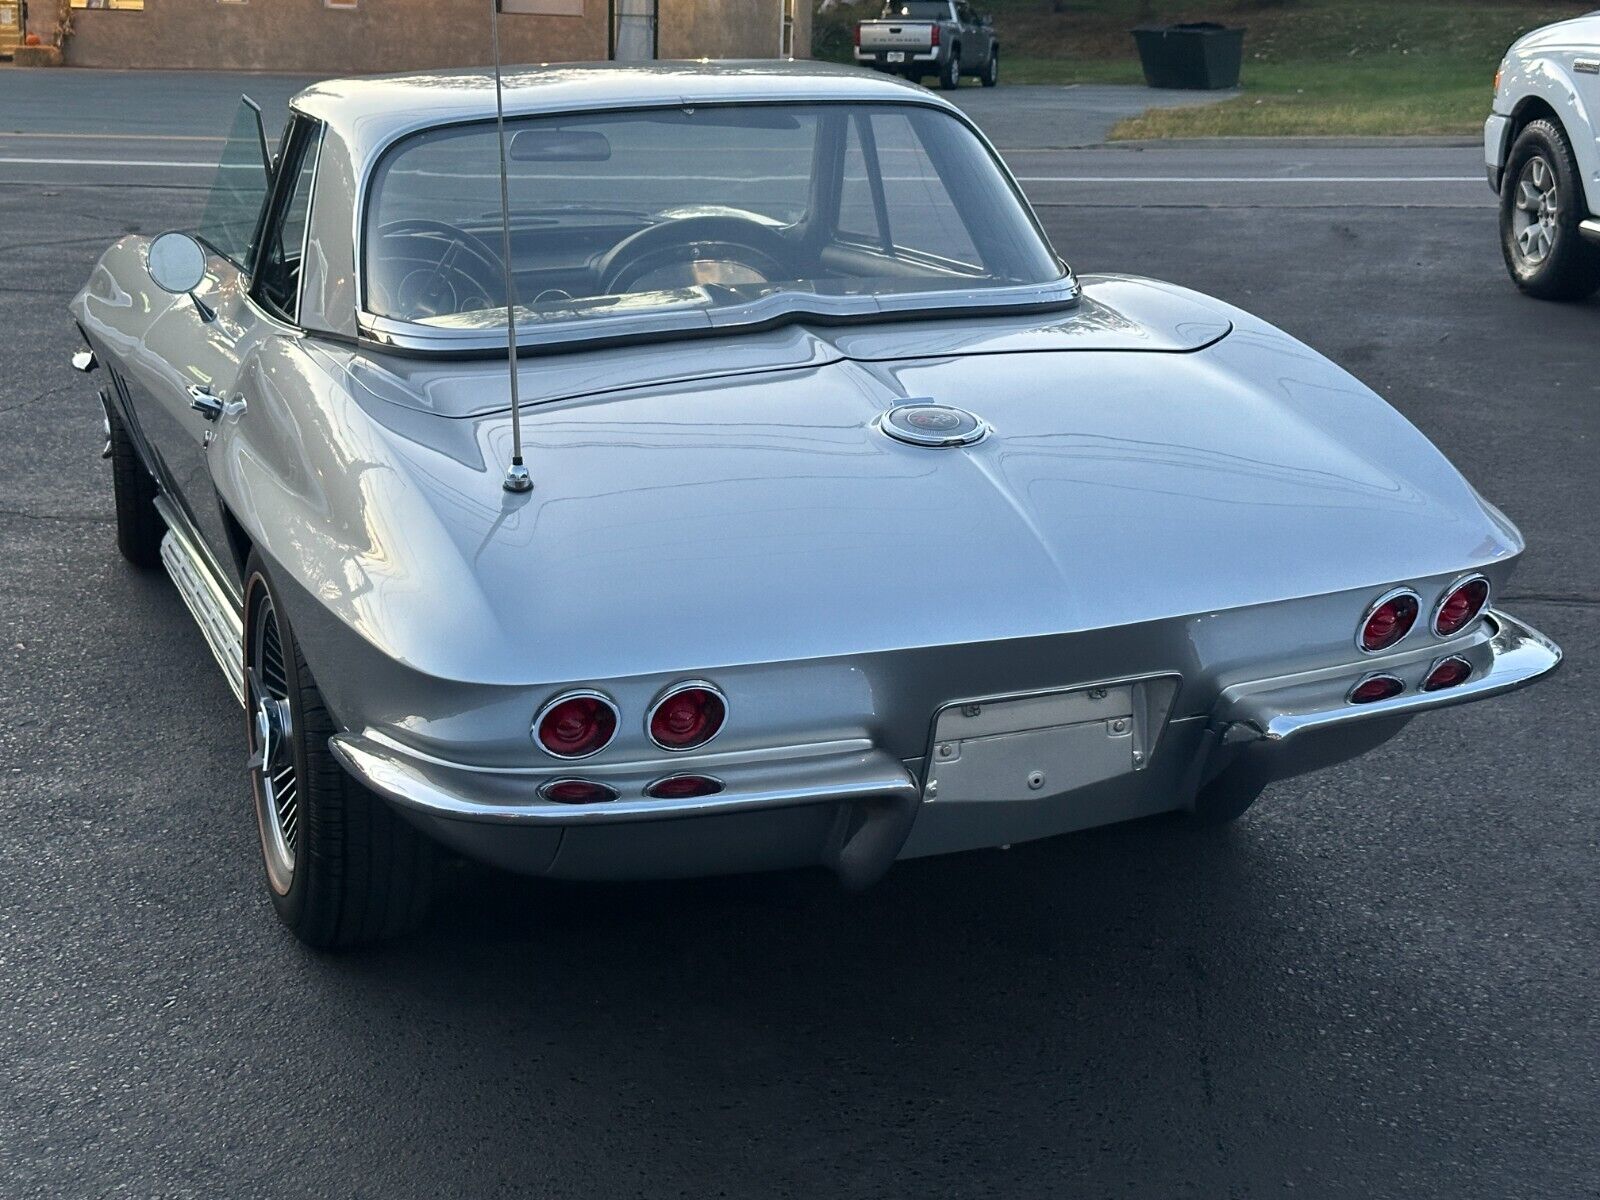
[1215,609,1559,746]
[329,608,1559,882]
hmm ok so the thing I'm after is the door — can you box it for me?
[610,0,656,61]
[1573,49,1600,215]
[115,99,278,588]
[120,102,320,592]
[955,2,989,64]
[0,2,21,57]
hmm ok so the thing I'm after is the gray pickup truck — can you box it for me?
[854,1,999,90]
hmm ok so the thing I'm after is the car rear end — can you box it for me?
[855,17,940,74]
[297,298,1559,890]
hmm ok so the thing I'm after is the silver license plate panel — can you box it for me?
[923,678,1179,805]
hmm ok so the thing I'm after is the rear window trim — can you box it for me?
[354,96,1072,354]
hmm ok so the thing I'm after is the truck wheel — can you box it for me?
[982,46,999,87]
[106,400,164,568]
[939,49,961,90]
[1499,118,1600,301]
[244,551,435,949]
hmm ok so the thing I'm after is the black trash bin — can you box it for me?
[1131,22,1245,90]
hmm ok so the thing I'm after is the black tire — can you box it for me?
[244,551,434,949]
[939,49,961,90]
[981,46,999,87]
[1499,118,1600,301]
[106,400,164,568]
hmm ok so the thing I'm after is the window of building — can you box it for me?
[69,0,146,11]
[503,0,585,14]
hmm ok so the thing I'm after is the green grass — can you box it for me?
[814,0,1595,137]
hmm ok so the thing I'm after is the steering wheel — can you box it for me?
[369,219,506,321]
[596,215,794,295]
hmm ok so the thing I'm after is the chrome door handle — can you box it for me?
[187,384,245,422]
[188,385,225,421]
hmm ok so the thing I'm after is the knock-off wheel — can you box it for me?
[244,552,435,948]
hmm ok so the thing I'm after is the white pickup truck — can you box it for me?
[854,0,999,91]
[1486,10,1600,300]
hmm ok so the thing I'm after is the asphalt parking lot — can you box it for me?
[2,73,1597,1199]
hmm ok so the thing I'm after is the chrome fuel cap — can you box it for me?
[879,403,990,448]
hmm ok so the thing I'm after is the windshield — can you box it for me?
[880,3,951,17]
[362,103,1065,339]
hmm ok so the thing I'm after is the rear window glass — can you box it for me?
[362,102,1063,334]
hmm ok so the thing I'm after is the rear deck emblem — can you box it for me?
[880,403,990,448]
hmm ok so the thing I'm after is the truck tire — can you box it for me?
[982,46,999,87]
[939,48,961,90]
[107,400,164,568]
[1499,118,1600,301]
[244,550,435,949]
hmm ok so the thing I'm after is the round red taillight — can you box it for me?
[539,778,618,804]
[1434,576,1490,637]
[646,774,724,800]
[1349,674,1404,704]
[647,683,726,751]
[534,691,618,759]
[1422,656,1473,692]
[1359,590,1420,653]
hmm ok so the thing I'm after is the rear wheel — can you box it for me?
[106,401,163,568]
[981,46,999,87]
[1499,118,1600,301]
[245,552,434,949]
[939,49,961,90]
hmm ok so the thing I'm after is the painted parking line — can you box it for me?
[0,157,217,167]
[0,131,228,141]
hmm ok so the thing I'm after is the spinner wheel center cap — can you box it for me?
[880,402,990,448]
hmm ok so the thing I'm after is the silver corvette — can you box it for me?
[71,62,1560,947]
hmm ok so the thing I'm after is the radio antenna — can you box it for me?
[490,0,532,493]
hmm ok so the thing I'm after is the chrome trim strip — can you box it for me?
[1574,58,1600,75]
[1356,585,1421,654]
[1430,572,1490,637]
[293,122,326,330]
[328,736,917,826]
[354,279,1083,358]
[1579,218,1600,246]
[645,679,729,752]
[1255,611,1559,742]
[154,496,245,706]
[531,688,621,759]
[360,725,871,775]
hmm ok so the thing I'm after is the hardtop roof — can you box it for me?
[290,60,956,166]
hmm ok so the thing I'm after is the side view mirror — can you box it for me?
[147,231,215,322]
